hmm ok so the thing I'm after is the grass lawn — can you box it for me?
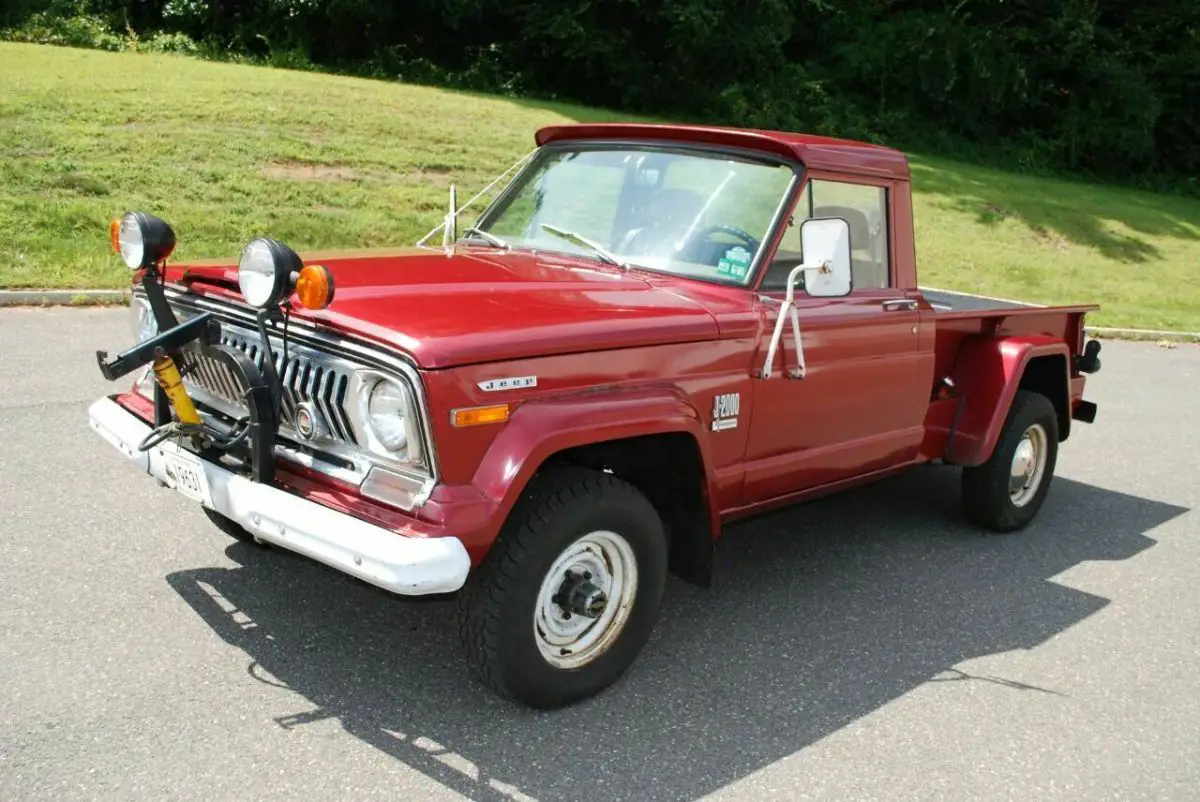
[2,42,1198,330]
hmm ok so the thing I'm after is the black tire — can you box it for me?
[201,506,264,546]
[962,390,1060,532]
[456,467,668,709]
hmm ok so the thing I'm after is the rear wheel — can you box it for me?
[456,467,668,709]
[962,390,1059,532]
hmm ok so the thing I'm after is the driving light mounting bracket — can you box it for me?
[95,312,220,382]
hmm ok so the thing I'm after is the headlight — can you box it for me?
[110,211,176,269]
[238,237,302,308]
[353,371,426,475]
[367,379,411,452]
[130,296,157,342]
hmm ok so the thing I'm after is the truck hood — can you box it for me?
[175,246,720,369]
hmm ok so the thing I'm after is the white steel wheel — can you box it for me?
[1008,422,1049,508]
[533,530,638,670]
[457,467,668,709]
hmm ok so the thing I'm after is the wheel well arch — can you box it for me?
[537,432,715,587]
[1018,353,1070,441]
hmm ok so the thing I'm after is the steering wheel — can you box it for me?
[619,223,763,264]
[680,224,761,257]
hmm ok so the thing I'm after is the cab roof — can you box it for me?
[535,122,910,180]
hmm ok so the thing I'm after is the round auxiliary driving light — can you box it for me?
[110,211,176,269]
[238,237,302,309]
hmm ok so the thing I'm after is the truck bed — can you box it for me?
[920,287,1040,314]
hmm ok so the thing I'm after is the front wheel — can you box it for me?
[961,390,1060,532]
[456,467,668,709]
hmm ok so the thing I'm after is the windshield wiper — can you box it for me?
[460,227,509,250]
[539,223,627,269]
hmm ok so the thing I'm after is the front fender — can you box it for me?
[944,335,1070,466]
[471,385,721,538]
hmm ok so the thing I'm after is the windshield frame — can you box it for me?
[468,139,803,289]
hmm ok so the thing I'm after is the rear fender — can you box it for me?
[471,385,721,538]
[942,335,1070,466]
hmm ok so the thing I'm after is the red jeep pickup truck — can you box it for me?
[89,122,1102,709]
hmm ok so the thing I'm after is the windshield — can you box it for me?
[472,145,796,284]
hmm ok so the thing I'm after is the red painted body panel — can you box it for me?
[535,123,911,179]
[130,122,1100,572]
[167,246,720,368]
[740,291,934,501]
[929,307,1095,368]
[468,386,722,538]
[921,334,1073,466]
[421,335,754,496]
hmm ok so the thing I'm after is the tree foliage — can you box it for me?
[7,0,1199,186]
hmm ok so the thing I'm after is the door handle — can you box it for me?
[881,299,918,312]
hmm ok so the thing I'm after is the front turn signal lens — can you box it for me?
[108,218,121,254]
[452,404,510,427]
[295,264,335,310]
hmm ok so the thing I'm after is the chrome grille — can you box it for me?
[182,348,248,407]
[180,321,359,447]
[148,288,438,508]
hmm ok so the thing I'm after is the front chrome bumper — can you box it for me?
[87,397,470,596]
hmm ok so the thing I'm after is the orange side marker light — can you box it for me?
[452,404,510,427]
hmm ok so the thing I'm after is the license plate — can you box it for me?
[162,447,214,507]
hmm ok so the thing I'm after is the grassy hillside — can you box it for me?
[2,42,1197,330]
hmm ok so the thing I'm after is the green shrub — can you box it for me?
[2,9,125,51]
[2,0,1197,192]
[140,30,198,55]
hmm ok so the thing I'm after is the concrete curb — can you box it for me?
[0,289,130,306]
[1086,326,1200,343]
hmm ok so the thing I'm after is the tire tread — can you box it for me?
[456,467,662,705]
[962,389,1059,532]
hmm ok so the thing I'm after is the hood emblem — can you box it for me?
[294,401,326,441]
[478,376,538,392]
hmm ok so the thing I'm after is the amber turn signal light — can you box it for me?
[295,264,335,310]
[452,404,510,427]
[108,218,121,254]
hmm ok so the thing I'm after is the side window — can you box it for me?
[811,180,890,289]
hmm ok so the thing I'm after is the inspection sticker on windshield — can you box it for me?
[717,246,752,278]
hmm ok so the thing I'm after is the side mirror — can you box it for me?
[798,217,852,297]
[759,217,854,381]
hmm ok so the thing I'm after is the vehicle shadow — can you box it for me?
[165,469,1187,802]
[908,158,1200,265]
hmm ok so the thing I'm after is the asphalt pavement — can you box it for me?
[1,307,1197,802]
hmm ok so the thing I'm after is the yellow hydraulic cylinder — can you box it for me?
[151,354,201,426]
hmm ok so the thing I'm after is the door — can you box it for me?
[740,177,931,504]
